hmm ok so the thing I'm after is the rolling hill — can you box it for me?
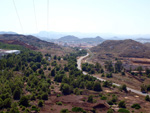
[0,34,59,48]
[91,39,150,58]
[0,39,37,50]
[50,35,104,45]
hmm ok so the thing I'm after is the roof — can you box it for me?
[4,50,20,54]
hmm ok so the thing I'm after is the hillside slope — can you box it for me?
[91,39,150,58]
[0,39,37,50]
[0,34,59,48]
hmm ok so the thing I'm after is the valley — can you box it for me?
[0,34,150,113]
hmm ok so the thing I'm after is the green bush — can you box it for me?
[42,93,48,100]
[101,95,107,100]
[88,95,93,103]
[131,104,141,109]
[119,100,126,108]
[145,95,150,101]
[3,98,11,108]
[56,101,62,105]
[93,81,102,91]
[60,109,69,113]
[38,100,44,107]
[72,107,86,113]
[19,96,29,107]
[31,105,39,112]
[107,100,113,105]
[118,108,130,113]
[107,109,114,113]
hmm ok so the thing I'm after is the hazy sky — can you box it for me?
[0,0,150,35]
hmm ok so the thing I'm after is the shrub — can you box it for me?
[107,109,114,113]
[119,100,126,108]
[118,108,130,113]
[131,104,141,109]
[60,109,69,113]
[120,84,127,92]
[72,107,86,112]
[60,83,72,95]
[13,87,21,100]
[101,95,107,100]
[88,95,93,103]
[31,105,39,112]
[19,96,29,107]
[145,95,150,101]
[3,98,11,108]
[93,81,102,91]
[42,93,48,100]
[56,101,62,105]
[38,100,44,107]
[107,100,113,105]
[112,95,117,102]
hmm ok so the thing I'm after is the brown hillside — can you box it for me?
[0,34,60,48]
[0,39,37,50]
[91,39,150,58]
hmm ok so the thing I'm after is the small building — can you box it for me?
[4,50,20,55]
[0,49,20,59]
[48,57,51,61]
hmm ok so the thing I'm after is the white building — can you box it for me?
[0,49,21,58]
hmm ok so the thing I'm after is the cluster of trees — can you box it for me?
[105,60,123,73]
[82,62,104,74]
[141,84,150,93]
[51,50,103,95]
[0,46,52,112]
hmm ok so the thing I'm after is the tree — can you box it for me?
[137,66,143,75]
[54,55,57,60]
[146,68,150,75]
[10,102,19,113]
[38,100,44,107]
[3,98,11,108]
[42,93,48,100]
[145,95,150,101]
[141,84,147,93]
[121,84,127,92]
[93,81,102,91]
[86,81,93,90]
[60,83,72,95]
[118,100,126,108]
[38,68,44,74]
[51,68,56,76]
[19,96,29,107]
[88,95,93,103]
[31,65,38,72]
[115,61,123,73]
[0,98,3,109]
[105,61,114,72]
[131,103,141,109]
[13,87,21,100]
[107,109,114,113]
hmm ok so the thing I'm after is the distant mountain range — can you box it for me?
[1,31,150,42]
[50,35,105,45]
[0,31,17,34]
[30,31,150,40]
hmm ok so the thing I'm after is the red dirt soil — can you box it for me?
[40,94,110,113]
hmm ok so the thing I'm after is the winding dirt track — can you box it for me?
[77,53,150,97]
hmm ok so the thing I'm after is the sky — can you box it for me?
[0,0,150,35]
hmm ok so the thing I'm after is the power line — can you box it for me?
[47,0,49,38]
[33,0,38,32]
[12,0,24,34]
